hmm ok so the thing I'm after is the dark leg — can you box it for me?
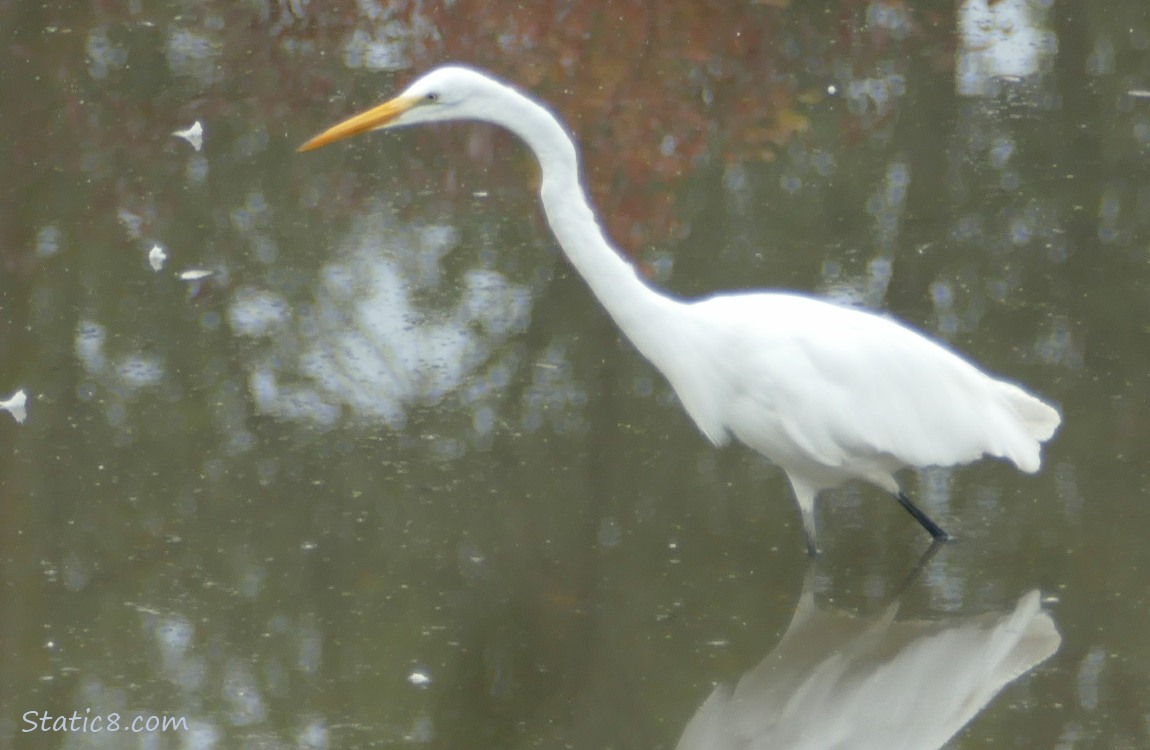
[891,539,947,598]
[895,492,950,542]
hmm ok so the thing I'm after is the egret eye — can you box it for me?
[425,92,440,102]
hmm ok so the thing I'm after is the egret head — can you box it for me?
[298,66,511,152]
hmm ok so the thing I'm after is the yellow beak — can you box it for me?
[297,94,420,152]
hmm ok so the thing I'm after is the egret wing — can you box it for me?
[697,294,1058,475]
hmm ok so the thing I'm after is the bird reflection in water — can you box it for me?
[675,573,1060,750]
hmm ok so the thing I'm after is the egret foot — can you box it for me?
[895,491,950,542]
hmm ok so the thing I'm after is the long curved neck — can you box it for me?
[488,89,687,364]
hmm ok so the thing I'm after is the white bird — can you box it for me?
[299,66,1061,553]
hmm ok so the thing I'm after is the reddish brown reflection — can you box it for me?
[291,1,949,257]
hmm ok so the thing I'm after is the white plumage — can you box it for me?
[299,66,1061,552]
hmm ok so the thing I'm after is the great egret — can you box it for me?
[299,66,1061,553]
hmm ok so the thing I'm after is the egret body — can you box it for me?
[299,66,1061,553]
